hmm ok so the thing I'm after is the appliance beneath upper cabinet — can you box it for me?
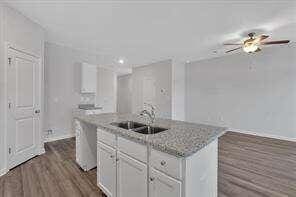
[80,62,97,94]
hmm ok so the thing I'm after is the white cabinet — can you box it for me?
[81,63,97,93]
[95,127,218,197]
[97,142,117,197]
[149,168,181,197]
[117,152,147,197]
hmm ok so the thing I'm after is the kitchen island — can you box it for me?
[73,112,227,197]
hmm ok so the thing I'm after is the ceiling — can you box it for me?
[5,1,296,69]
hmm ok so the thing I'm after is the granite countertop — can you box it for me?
[74,112,227,158]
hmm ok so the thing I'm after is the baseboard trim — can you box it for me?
[0,168,8,177]
[230,128,296,142]
[44,133,75,143]
[39,147,46,155]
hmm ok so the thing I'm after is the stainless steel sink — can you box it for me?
[110,121,168,135]
[133,126,167,135]
[110,121,146,130]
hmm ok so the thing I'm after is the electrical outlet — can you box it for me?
[47,129,53,135]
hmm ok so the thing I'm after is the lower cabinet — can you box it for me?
[96,129,218,197]
[97,142,117,197]
[149,168,181,197]
[97,132,184,197]
[117,152,147,197]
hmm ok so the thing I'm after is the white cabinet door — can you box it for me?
[98,142,117,197]
[149,168,181,197]
[81,63,97,93]
[117,152,147,197]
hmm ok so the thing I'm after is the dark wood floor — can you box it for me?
[0,132,295,197]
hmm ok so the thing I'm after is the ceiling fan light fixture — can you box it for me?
[243,44,259,53]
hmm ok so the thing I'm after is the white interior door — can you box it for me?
[142,77,156,108]
[7,47,41,169]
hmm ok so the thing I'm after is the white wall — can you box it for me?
[117,74,132,113]
[172,60,185,121]
[0,4,5,175]
[0,4,45,175]
[96,67,117,113]
[45,42,118,141]
[132,60,172,118]
[44,42,101,140]
[186,44,296,139]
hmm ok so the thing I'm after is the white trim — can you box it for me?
[230,128,296,142]
[7,43,40,59]
[0,168,8,177]
[44,133,75,143]
[3,42,9,174]
[38,147,45,155]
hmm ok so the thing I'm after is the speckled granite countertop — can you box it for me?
[73,112,227,158]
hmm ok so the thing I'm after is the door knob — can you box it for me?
[35,109,41,114]
[160,160,166,166]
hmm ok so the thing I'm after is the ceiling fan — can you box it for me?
[224,32,290,53]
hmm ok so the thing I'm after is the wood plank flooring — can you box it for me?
[0,132,295,197]
[0,138,106,197]
[219,132,296,197]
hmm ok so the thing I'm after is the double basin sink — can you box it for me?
[110,121,168,135]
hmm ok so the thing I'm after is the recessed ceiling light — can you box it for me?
[118,59,124,64]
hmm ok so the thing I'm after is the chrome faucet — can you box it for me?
[139,103,156,125]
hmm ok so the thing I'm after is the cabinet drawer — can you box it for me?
[97,128,116,148]
[118,137,147,163]
[150,149,182,180]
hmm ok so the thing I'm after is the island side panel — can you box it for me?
[74,119,97,171]
[184,139,218,197]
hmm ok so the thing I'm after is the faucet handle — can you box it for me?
[144,102,156,111]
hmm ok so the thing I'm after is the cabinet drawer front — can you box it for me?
[151,149,182,180]
[118,137,147,163]
[97,128,117,148]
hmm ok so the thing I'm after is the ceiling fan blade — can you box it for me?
[253,35,269,44]
[255,48,261,52]
[223,43,242,45]
[258,35,269,41]
[261,40,290,45]
[225,47,242,53]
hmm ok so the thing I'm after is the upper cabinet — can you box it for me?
[81,63,97,93]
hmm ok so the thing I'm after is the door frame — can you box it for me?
[4,42,44,173]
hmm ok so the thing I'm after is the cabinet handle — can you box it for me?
[160,160,166,166]
[116,158,119,162]
[110,155,115,159]
[149,177,155,182]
